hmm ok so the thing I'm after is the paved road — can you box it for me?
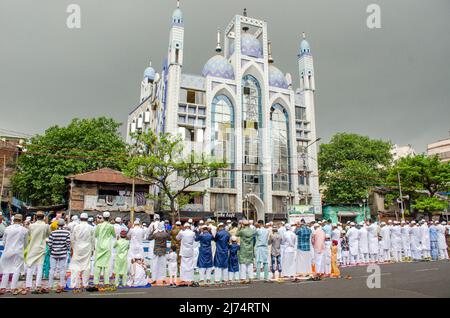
[2,260,450,298]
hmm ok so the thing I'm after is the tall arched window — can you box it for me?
[270,104,290,191]
[211,95,235,188]
[242,74,263,198]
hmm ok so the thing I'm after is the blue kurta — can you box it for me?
[214,229,230,268]
[195,231,213,268]
[430,226,439,260]
[254,228,269,263]
[228,243,240,272]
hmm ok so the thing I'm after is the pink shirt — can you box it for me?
[312,228,326,253]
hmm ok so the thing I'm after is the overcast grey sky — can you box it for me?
[1,0,449,152]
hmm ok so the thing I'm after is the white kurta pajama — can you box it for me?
[401,225,411,259]
[282,230,297,277]
[436,224,449,259]
[390,226,403,262]
[176,229,196,282]
[69,222,95,289]
[0,224,28,290]
[379,226,391,262]
[367,224,379,262]
[420,224,431,259]
[346,227,360,265]
[410,226,422,260]
[358,227,369,263]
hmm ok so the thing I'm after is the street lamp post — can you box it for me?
[362,198,367,222]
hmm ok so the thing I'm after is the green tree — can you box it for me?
[12,117,127,206]
[125,131,227,222]
[319,133,392,205]
[387,154,450,215]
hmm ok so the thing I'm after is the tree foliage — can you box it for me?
[12,117,127,206]
[387,154,450,212]
[125,131,227,222]
[318,133,392,205]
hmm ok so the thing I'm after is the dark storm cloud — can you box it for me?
[1,0,449,152]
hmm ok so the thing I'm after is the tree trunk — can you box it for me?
[170,199,176,224]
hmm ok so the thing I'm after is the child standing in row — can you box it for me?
[228,236,240,283]
[167,245,178,287]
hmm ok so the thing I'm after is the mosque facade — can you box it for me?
[127,3,321,221]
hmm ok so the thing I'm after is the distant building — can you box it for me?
[427,133,450,163]
[391,144,416,161]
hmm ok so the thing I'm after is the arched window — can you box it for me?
[270,104,290,191]
[211,95,235,188]
[242,74,263,198]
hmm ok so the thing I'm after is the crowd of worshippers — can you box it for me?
[0,210,449,296]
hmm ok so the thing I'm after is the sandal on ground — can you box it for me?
[21,288,30,295]
[12,289,20,296]
[0,288,5,295]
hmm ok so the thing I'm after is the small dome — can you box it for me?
[143,66,156,81]
[202,55,235,80]
[229,33,263,58]
[300,39,311,55]
[172,8,183,25]
[269,65,288,89]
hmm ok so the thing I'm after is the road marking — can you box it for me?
[90,291,147,296]
[415,268,439,272]
[355,272,392,278]
[208,286,250,291]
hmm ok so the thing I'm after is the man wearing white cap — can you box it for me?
[0,214,28,295]
[176,222,197,286]
[420,220,431,260]
[346,222,360,265]
[366,219,379,263]
[437,221,449,260]
[127,218,146,262]
[93,211,116,289]
[401,221,412,261]
[278,221,287,271]
[358,222,369,264]
[70,212,95,291]
[281,224,297,279]
[410,221,422,261]
[254,220,270,281]
[391,221,403,262]
[379,222,391,262]
[67,215,80,233]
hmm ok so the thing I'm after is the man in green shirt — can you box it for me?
[236,220,256,283]
[93,212,116,290]
[113,229,130,288]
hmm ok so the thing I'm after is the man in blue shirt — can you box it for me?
[294,219,313,277]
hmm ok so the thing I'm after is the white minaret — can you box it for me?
[298,32,321,215]
[165,0,184,133]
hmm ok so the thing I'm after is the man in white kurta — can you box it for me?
[366,220,379,263]
[176,223,196,285]
[278,222,287,271]
[281,224,297,279]
[346,223,360,265]
[25,211,51,293]
[69,213,95,290]
[127,220,146,261]
[437,221,449,260]
[410,221,422,260]
[420,220,431,260]
[400,221,411,261]
[390,221,403,262]
[358,222,369,264]
[67,215,80,233]
[0,214,28,295]
[379,222,391,262]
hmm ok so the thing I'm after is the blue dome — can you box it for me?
[300,39,311,55]
[229,33,263,58]
[172,8,183,25]
[202,55,235,80]
[269,65,288,89]
[143,66,156,81]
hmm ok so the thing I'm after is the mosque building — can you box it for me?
[127,2,321,221]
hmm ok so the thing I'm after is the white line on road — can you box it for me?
[91,291,147,296]
[415,268,439,272]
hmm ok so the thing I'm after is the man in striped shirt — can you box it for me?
[48,219,71,293]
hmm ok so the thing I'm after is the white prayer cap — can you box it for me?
[80,212,88,220]
[434,220,439,224]
[332,223,337,227]
[134,219,140,225]
[442,221,447,225]
[341,230,346,234]
[88,217,94,222]
[71,215,78,221]
[338,222,342,225]
[325,234,330,239]
[388,220,393,223]
[401,220,406,224]
[154,214,160,220]
[199,220,204,225]
[202,225,208,229]
[231,236,237,241]
[184,222,190,227]
[285,224,292,230]
[103,211,110,218]
[188,218,193,223]
[0,212,2,216]
[313,223,320,228]
[411,220,416,224]
[346,221,350,224]
[381,221,386,225]
[175,221,182,225]
[249,220,254,224]
[226,220,232,223]
[207,218,213,223]
[358,221,364,226]
[281,221,285,225]
[26,216,32,221]
[115,217,122,223]
[218,222,224,227]
[350,222,355,226]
